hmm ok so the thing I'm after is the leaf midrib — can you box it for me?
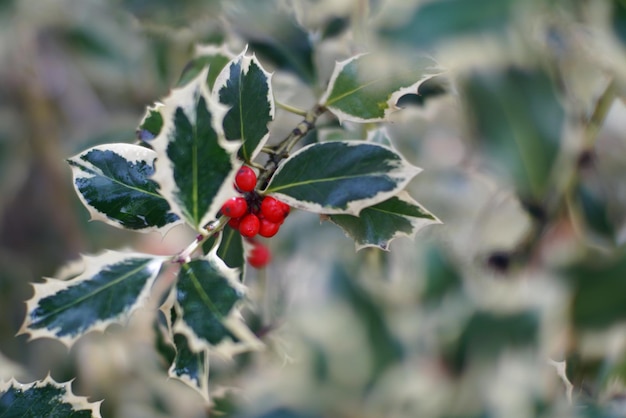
[33,259,154,326]
[267,172,387,193]
[76,160,163,200]
[183,264,222,319]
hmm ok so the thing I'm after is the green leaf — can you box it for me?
[169,332,209,403]
[460,66,564,202]
[379,0,517,49]
[68,143,179,232]
[136,103,164,144]
[330,262,402,381]
[328,192,439,250]
[445,310,539,375]
[320,53,441,122]
[203,226,246,282]
[265,141,421,215]
[20,251,164,346]
[174,257,244,349]
[421,245,463,305]
[575,182,616,245]
[0,377,102,417]
[176,44,234,90]
[226,0,315,83]
[151,70,240,230]
[565,253,626,330]
[213,49,275,163]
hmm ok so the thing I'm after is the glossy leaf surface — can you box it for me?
[69,143,179,232]
[265,141,421,215]
[175,258,243,349]
[329,192,439,250]
[151,71,239,230]
[213,51,274,162]
[21,251,163,346]
[321,53,440,122]
[169,332,209,402]
[0,377,101,417]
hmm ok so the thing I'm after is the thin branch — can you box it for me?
[173,104,327,265]
[173,216,228,264]
[257,104,327,189]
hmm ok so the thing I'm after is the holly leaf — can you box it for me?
[320,53,441,123]
[136,103,164,144]
[151,68,240,230]
[565,253,626,330]
[203,226,246,282]
[213,49,275,163]
[327,192,440,250]
[169,332,209,403]
[176,44,234,90]
[379,0,517,49]
[68,143,179,233]
[264,141,421,215]
[173,255,246,350]
[0,377,102,417]
[459,66,564,202]
[20,251,164,347]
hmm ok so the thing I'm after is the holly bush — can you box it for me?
[3,0,626,417]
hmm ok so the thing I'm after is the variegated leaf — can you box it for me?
[68,143,179,233]
[264,141,421,215]
[151,68,240,230]
[173,253,245,350]
[136,102,164,144]
[177,44,235,90]
[203,225,246,282]
[212,49,275,163]
[20,251,164,347]
[328,192,440,250]
[168,332,210,403]
[320,53,442,123]
[0,377,102,417]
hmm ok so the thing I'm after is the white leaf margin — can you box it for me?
[266,140,423,216]
[172,249,262,355]
[327,191,442,251]
[167,335,211,404]
[211,47,276,162]
[0,375,103,417]
[319,53,443,123]
[194,43,236,62]
[69,143,181,235]
[18,250,165,348]
[151,67,241,230]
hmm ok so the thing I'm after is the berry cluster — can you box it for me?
[220,166,291,268]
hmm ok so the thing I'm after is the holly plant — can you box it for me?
[2,45,440,415]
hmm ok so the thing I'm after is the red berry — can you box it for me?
[259,218,280,238]
[279,201,291,217]
[260,196,290,223]
[228,217,242,229]
[248,243,271,268]
[238,214,260,237]
[235,166,257,192]
[221,197,248,218]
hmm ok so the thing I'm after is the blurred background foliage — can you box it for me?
[2,0,626,417]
